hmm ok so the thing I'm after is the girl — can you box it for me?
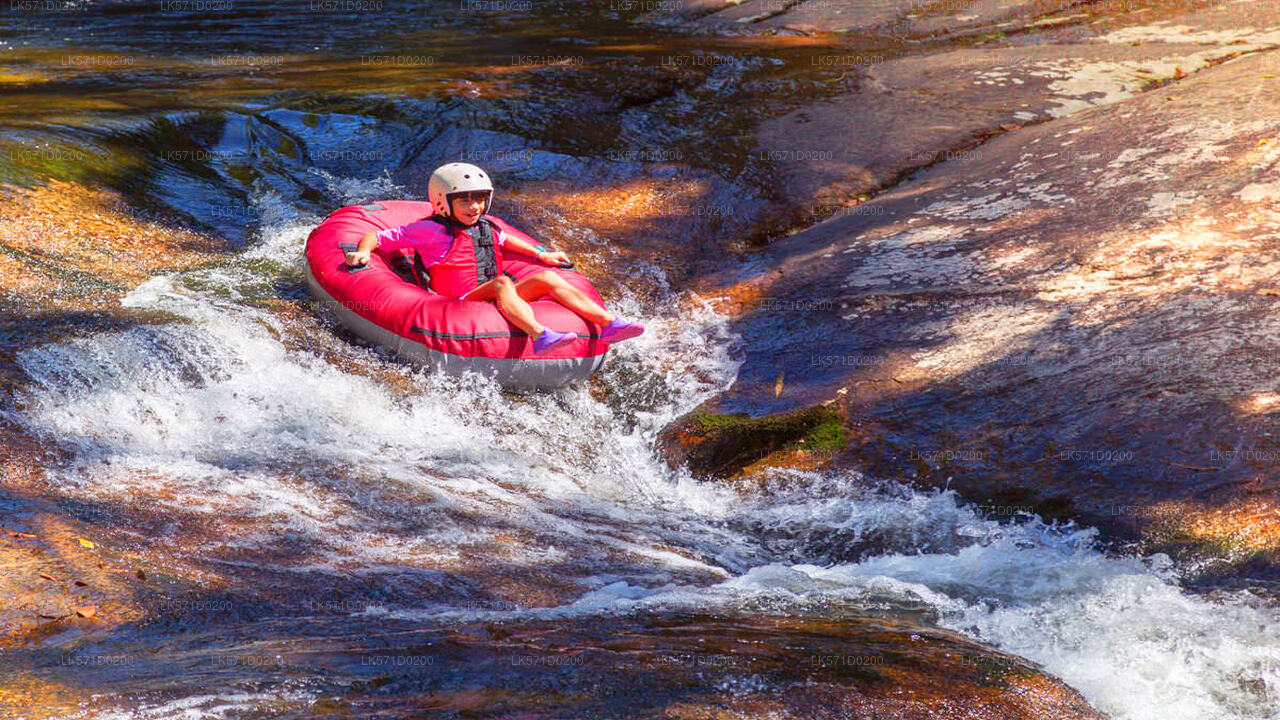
[344,162,644,354]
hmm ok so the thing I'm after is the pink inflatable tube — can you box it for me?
[304,200,611,389]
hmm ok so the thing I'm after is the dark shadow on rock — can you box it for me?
[660,48,1280,583]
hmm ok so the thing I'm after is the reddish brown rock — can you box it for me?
[686,44,1280,576]
[2,613,1108,720]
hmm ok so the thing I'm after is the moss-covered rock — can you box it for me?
[656,401,848,479]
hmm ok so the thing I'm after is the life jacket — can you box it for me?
[425,215,508,298]
[374,213,518,296]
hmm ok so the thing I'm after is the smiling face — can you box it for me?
[448,191,490,225]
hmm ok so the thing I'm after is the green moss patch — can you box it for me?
[660,403,848,479]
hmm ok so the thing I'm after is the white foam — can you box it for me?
[355,477,1280,720]
[9,197,752,583]
[65,691,317,720]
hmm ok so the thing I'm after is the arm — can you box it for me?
[344,230,391,267]
[502,233,570,267]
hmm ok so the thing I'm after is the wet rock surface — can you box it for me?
[644,0,1075,36]
[754,0,1280,220]
[758,39,1272,215]
[686,5,1280,578]
[7,613,1106,719]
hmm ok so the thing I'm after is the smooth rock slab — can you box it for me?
[696,47,1280,571]
[2,613,1109,720]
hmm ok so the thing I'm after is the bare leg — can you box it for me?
[515,271,613,325]
[460,276,544,336]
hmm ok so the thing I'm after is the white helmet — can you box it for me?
[428,162,493,219]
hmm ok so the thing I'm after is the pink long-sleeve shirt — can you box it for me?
[375,219,506,265]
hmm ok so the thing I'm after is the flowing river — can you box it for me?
[3,1,1280,718]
